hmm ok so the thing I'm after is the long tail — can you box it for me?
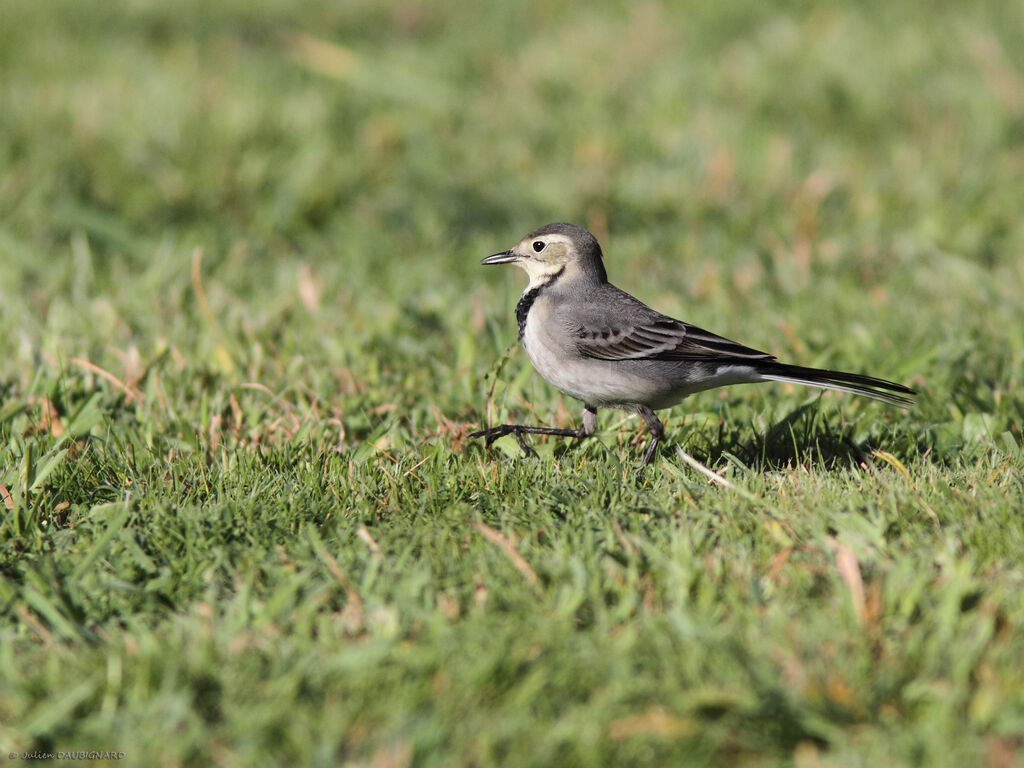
[755,362,916,407]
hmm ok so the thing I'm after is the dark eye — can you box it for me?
[532,240,545,253]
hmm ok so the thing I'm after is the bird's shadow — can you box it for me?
[684,401,874,473]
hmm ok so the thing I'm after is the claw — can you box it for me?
[640,435,660,467]
[512,431,539,458]
[469,423,585,459]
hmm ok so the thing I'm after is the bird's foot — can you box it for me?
[469,424,585,459]
[634,405,665,469]
[640,434,661,467]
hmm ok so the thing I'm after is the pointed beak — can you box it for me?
[481,250,518,265]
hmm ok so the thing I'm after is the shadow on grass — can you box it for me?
[684,402,876,474]
[468,398,925,475]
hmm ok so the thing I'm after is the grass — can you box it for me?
[2,0,1024,765]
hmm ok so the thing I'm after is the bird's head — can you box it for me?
[481,222,608,288]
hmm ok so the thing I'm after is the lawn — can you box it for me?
[2,0,1023,765]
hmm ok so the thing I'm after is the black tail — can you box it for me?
[755,362,916,407]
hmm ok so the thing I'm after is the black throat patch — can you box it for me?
[515,267,564,338]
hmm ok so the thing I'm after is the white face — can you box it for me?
[509,233,575,287]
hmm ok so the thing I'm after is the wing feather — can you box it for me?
[574,313,774,363]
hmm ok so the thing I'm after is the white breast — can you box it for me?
[521,301,587,400]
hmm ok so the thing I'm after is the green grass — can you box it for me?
[2,0,1024,765]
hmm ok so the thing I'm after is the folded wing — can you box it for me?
[574,314,775,363]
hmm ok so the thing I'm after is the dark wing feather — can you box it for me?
[569,285,774,363]
[576,317,775,361]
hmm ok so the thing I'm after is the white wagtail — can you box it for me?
[471,222,915,465]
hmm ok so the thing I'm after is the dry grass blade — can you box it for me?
[70,358,143,402]
[0,484,13,511]
[357,526,382,556]
[827,538,866,626]
[674,447,733,488]
[311,538,363,611]
[873,450,910,480]
[285,33,360,81]
[608,708,692,740]
[472,521,538,586]
[191,248,216,329]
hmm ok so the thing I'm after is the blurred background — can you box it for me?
[1,0,1022,421]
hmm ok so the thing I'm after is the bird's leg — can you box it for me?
[471,405,597,458]
[635,405,665,467]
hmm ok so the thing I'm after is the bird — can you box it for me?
[470,222,915,466]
